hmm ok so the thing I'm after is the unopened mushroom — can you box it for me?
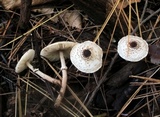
[15,49,60,85]
[117,35,149,62]
[70,41,103,73]
[40,41,77,107]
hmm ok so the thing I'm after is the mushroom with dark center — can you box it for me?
[117,35,149,62]
[129,41,138,48]
[15,49,61,85]
[70,40,103,73]
[83,49,91,58]
[40,41,77,107]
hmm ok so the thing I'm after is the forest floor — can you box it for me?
[0,0,160,117]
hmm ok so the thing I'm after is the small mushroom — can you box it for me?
[70,40,103,73]
[40,41,77,107]
[15,49,60,85]
[117,35,149,62]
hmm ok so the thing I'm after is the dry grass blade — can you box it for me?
[117,67,160,117]
[24,77,29,116]
[17,77,22,117]
[127,94,160,116]
[19,78,78,116]
[0,4,74,49]
[100,2,123,77]
[132,7,160,34]
[130,75,160,83]
[42,57,93,117]
[93,0,121,42]
[1,0,160,116]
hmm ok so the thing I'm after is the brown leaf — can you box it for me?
[149,42,160,65]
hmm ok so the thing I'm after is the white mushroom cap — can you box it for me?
[15,49,35,73]
[40,41,77,61]
[70,41,103,73]
[117,35,149,62]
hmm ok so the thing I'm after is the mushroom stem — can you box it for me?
[26,62,61,85]
[54,51,67,107]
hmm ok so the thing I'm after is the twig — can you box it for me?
[140,0,148,21]
[19,0,32,29]
[93,0,121,42]
[117,67,160,117]
[127,95,160,116]
[20,78,78,116]
[17,77,22,117]
[130,75,160,83]
[85,53,118,107]
[42,57,93,117]
[0,4,74,49]
[131,8,160,34]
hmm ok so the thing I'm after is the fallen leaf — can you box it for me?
[149,42,160,65]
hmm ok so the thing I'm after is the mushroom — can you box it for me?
[70,40,103,73]
[40,41,77,107]
[117,35,149,62]
[15,49,60,85]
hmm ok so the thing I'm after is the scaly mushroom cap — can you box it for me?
[70,41,103,73]
[117,35,149,62]
[15,49,35,73]
[40,41,77,61]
